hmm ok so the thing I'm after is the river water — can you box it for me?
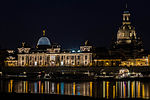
[0,79,149,99]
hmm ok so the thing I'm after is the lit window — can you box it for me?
[35,61,37,66]
[61,61,63,66]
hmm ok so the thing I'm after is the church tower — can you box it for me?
[117,3,136,44]
[110,3,144,59]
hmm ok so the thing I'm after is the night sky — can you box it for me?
[0,0,150,50]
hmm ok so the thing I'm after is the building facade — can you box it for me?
[110,5,144,59]
[5,30,92,67]
[5,6,149,67]
[93,5,148,67]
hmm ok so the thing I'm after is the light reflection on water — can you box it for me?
[0,80,150,99]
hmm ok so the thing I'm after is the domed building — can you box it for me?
[37,30,51,49]
[117,10,136,44]
[110,5,144,59]
[37,37,51,46]
[5,30,93,67]
[93,5,148,67]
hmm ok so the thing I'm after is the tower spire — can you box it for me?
[125,2,128,9]
[22,42,25,47]
[122,1,131,25]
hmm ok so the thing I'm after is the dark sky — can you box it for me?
[0,0,150,49]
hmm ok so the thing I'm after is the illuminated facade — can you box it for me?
[93,5,148,67]
[93,59,121,66]
[117,9,136,44]
[5,30,92,67]
[110,5,144,59]
[5,50,17,66]
[4,6,149,67]
[120,57,148,67]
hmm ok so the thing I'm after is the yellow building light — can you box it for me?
[113,85,115,99]
[43,30,45,36]
[57,83,59,94]
[90,82,92,97]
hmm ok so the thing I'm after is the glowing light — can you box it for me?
[73,82,75,95]
[35,61,37,66]
[8,83,10,92]
[41,83,43,94]
[61,82,64,94]
[137,81,141,98]
[10,80,13,92]
[116,82,118,97]
[57,83,59,94]
[61,61,63,66]
[26,81,28,93]
[72,50,76,53]
[77,50,81,52]
[106,81,109,99]
[142,84,145,99]
[123,82,126,98]
[131,82,133,98]
[103,81,105,98]
[128,81,130,98]
[131,81,135,98]
[52,83,55,93]
[43,30,45,36]
[38,81,41,93]
[34,82,37,93]
[121,82,122,98]
[113,85,115,99]
[90,82,92,97]
[24,81,26,93]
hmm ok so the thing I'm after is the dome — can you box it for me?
[117,24,136,40]
[37,37,51,46]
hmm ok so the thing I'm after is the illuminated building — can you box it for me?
[120,57,148,67]
[5,50,17,66]
[5,30,92,67]
[110,4,144,59]
[93,4,148,67]
[4,5,149,67]
[93,59,121,67]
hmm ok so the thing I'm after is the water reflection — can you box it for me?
[1,80,149,99]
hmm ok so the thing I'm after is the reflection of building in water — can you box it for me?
[92,81,149,99]
[4,80,150,99]
[144,82,150,99]
[8,81,93,97]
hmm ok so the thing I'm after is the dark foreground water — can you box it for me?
[0,79,149,99]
